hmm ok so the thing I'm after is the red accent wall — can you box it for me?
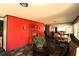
[7,15,45,51]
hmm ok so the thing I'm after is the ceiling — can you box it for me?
[0,3,79,24]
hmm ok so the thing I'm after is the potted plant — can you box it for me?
[34,36,45,48]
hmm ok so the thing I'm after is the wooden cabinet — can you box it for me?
[68,42,77,56]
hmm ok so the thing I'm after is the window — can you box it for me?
[74,20,79,40]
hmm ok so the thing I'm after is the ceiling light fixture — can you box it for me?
[20,3,28,7]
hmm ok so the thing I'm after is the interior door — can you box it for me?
[0,20,3,48]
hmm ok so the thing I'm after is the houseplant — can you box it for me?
[34,36,45,48]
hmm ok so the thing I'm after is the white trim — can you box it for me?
[3,16,7,51]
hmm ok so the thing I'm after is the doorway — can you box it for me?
[0,20,4,48]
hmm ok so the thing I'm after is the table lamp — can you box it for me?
[66,27,73,43]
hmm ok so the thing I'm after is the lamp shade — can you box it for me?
[65,26,73,34]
